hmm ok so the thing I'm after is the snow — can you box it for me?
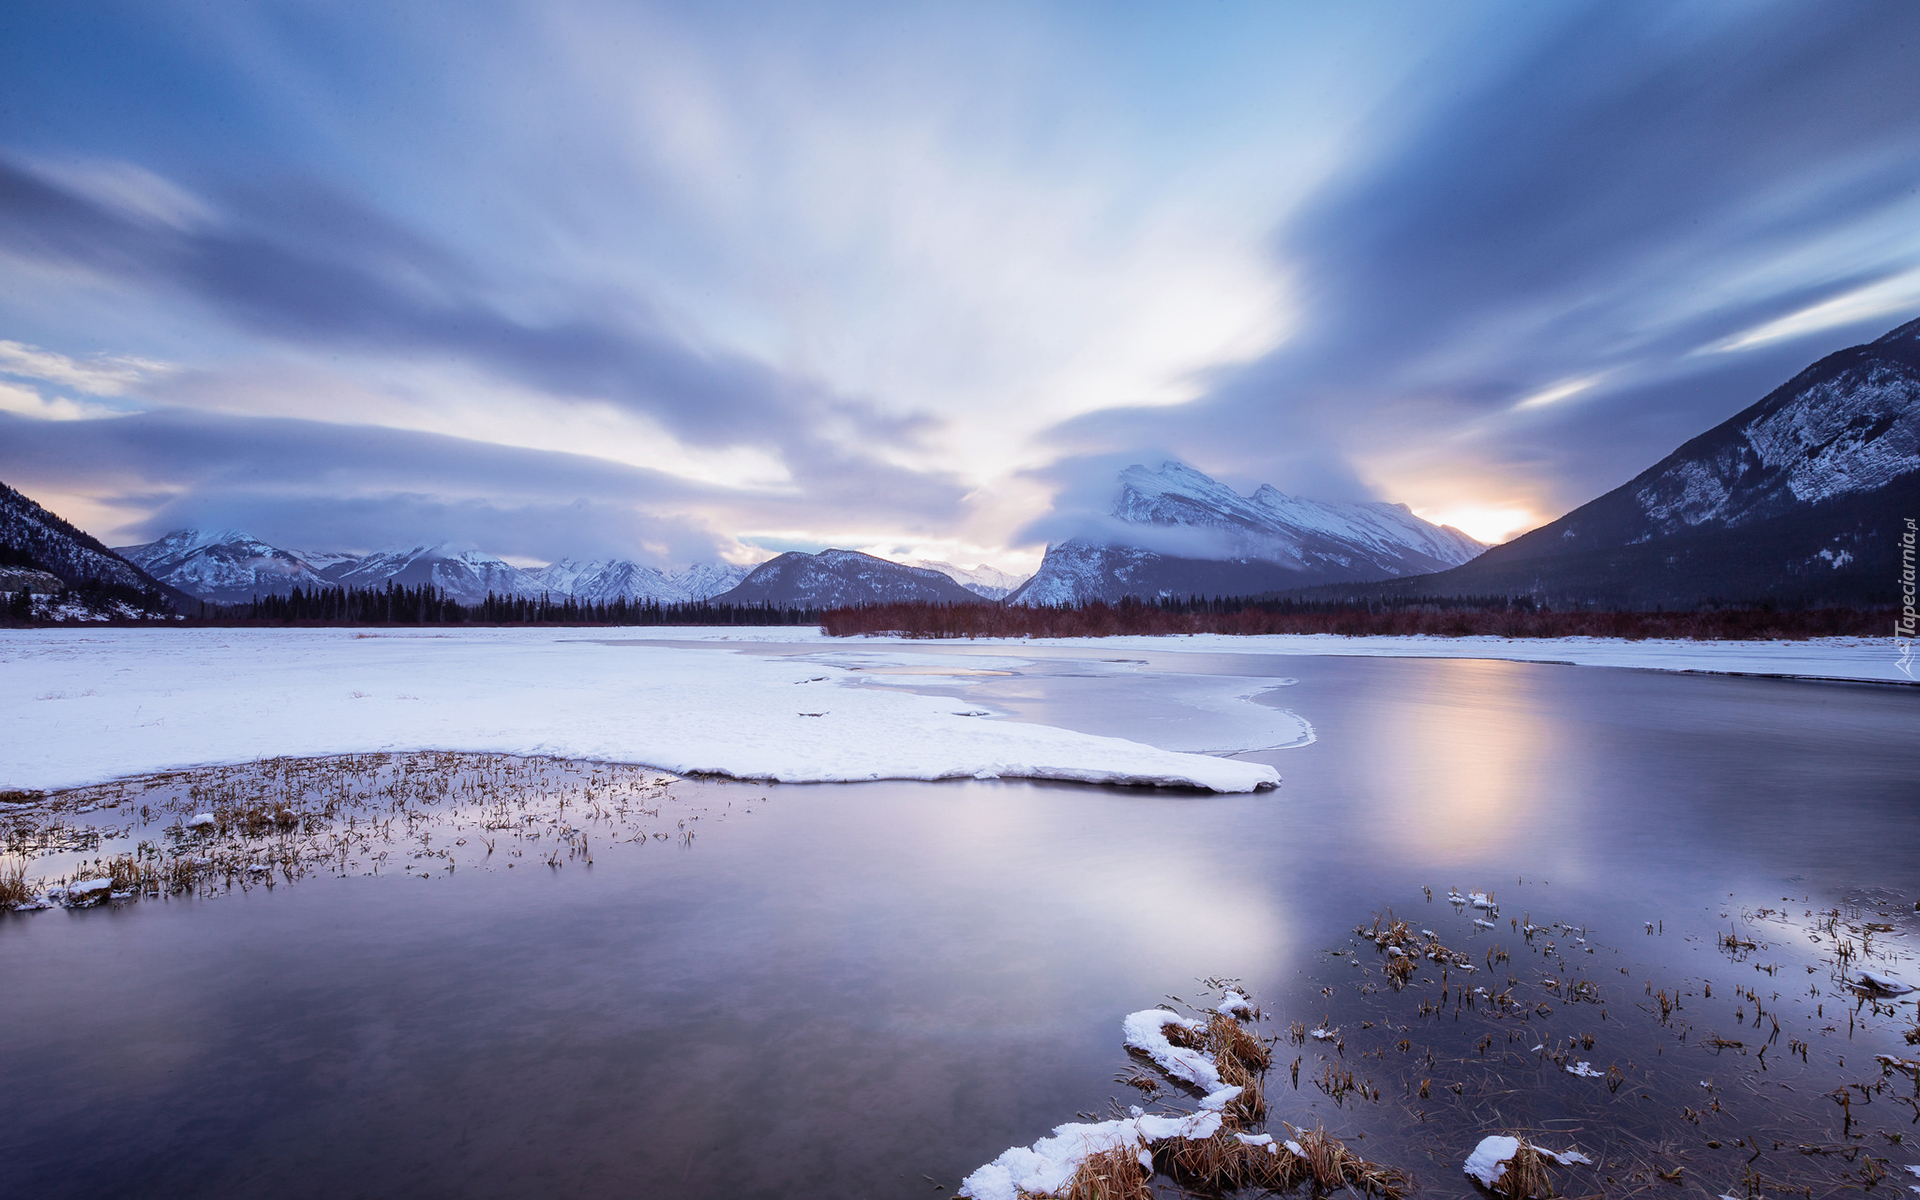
[958,1107,1222,1200]
[1217,990,1255,1017]
[1565,1061,1605,1078]
[1851,969,1915,995]
[931,631,1907,686]
[1121,1010,1224,1091]
[0,628,1280,794]
[187,813,215,828]
[1464,1136,1524,1188]
[1464,1135,1592,1190]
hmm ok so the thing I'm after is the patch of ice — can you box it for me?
[1851,969,1914,995]
[0,629,1283,794]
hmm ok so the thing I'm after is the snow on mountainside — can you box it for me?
[912,560,1030,600]
[716,549,983,608]
[3,479,178,611]
[1464,315,1920,566]
[529,558,749,604]
[1618,316,1920,538]
[1010,463,1485,605]
[121,528,753,606]
[1284,316,1920,608]
[119,529,333,604]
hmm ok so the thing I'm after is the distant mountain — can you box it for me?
[715,549,983,608]
[530,558,749,605]
[1283,316,1920,609]
[119,529,332,605]
[2,478,183,613]
[120,527,753,607]
[912,560,1030,600]
[1009,463,1485,605]
[315,546,531,605]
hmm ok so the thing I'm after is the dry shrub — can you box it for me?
[1059,1146,1151,1200]
[1288,1126,1411,1198]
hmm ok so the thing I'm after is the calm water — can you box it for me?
[2,649,1915,1198]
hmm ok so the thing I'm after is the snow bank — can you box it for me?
[0,629,1279,794]
[960,1107,1222,1200]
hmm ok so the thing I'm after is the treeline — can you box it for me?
[200,583,819,626]
[819,596,1891,640]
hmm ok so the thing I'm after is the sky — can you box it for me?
[2,0,1919,572]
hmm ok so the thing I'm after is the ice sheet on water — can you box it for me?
[0,629,1280,794]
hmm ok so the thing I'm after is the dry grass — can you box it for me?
[0,855,29,909]
[1055,1146,1151,1200]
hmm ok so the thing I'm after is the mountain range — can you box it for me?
[9,316,1917,617]
[1279,316,1920,609]
[114,531,756,607]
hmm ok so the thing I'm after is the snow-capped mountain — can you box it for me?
[4,478,182,613]
[1009,463,1486,605]
[1302,315,1920,608]
[313,546,532,605]
[120,529,755,607]
[529,558,749,604]
[715,549,983,608]
[119,529,333,604]
[911,560,1030,600]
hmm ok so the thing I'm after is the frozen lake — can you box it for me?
[2,642,1915,1198]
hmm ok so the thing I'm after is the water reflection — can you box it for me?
[1356,658,1563,864]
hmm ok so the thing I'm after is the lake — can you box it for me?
[2,646,1915,1199]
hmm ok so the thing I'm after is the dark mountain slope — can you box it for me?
[715,549,982,609]
[1277,317,1920,608]
[1,479,186,611]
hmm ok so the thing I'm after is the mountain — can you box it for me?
[121,528,756,607]
[530,558,749,605]
[119,529,333,605]
[1009,463,1485,605]
[315,546,534,605]
[1,479,183,614]
[714,549,983,608]
[1281,316,1920,609]
[911,560,1030,600]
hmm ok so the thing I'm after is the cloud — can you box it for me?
[0,339,169,396]
[0,380,125,422]
[1037,0,1920,528]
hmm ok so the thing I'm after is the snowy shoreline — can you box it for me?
[641,626,1910,685]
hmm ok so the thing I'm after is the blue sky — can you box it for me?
[3,0,1918,570]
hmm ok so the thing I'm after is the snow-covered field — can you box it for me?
[2,626,1901,795]
[0,628,1281,794]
